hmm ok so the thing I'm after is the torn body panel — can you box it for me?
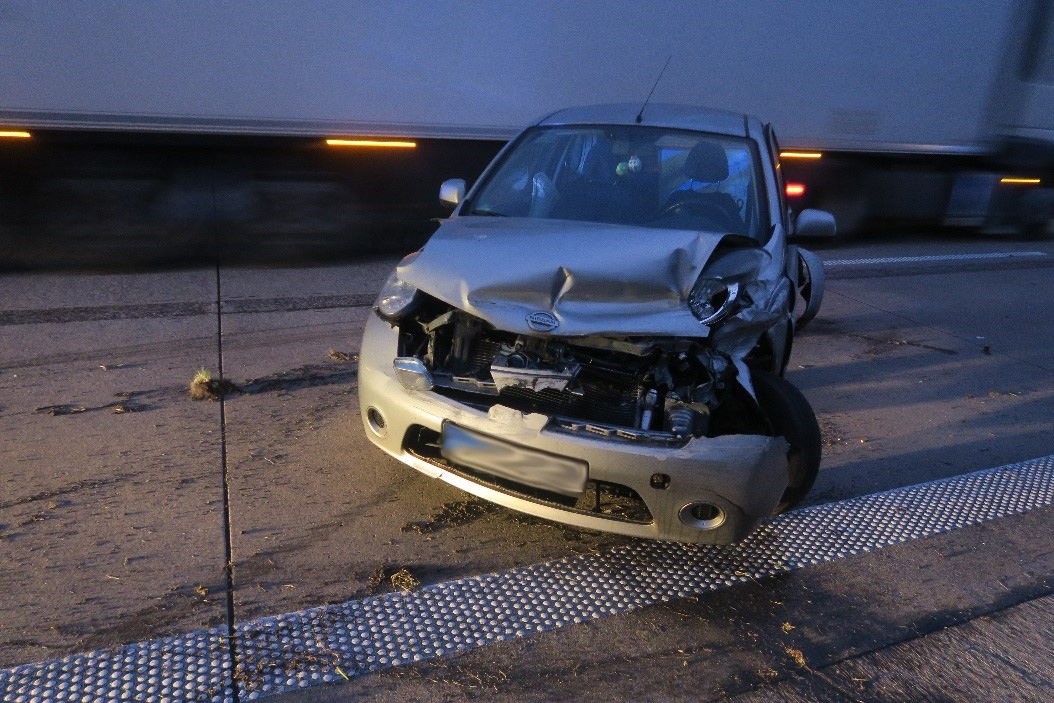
[398,218,743,337]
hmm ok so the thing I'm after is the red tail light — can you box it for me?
[786,183,806,197]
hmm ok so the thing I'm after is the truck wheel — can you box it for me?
[1016,221,1054,241]
[816,170,868,238]
[1015,188,1054,240]
[752,372,821,514]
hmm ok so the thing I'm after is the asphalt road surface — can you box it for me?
[1,232,1053,701]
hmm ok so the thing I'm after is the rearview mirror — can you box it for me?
[793,209,837,239]
[439,178,466,209]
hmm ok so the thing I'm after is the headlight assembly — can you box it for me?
[688,249,769,326]
[376,272,420,320]
[375,251,423,321]
[689,279,741,324]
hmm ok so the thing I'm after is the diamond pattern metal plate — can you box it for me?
[3,455,1053,702]
[0,626,232,703]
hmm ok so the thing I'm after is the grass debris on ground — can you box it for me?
[365,565,422,594]
[401,499,496,534]
[189,367,239,401]
[326,349,356,362]
[390,568,421,592]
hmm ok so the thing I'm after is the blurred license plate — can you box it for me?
[441,423,587,497]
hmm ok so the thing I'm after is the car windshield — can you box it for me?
[465,125,765,238]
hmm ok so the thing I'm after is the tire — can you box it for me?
[795,248,825,329]
[752,371,821,514]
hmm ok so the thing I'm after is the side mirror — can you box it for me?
[793,209,837,239]
[439,178,466,209]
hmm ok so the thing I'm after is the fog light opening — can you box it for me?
[366,407,388,437]
[679,502,726,530]
[650,473,671,490]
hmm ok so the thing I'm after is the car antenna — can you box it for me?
[636,55,672,124]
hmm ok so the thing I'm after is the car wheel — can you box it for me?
[752,371,821,514]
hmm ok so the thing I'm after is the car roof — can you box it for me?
[535,103,757,138]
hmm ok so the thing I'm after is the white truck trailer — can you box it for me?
[1,0,1053,255]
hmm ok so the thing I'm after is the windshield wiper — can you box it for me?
[467,208,508,217]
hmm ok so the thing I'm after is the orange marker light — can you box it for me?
[326,138,417,149]
[1000,177,1041,185]
[0,130,32,139]
[780,151,822,160]
[786,183,806,197]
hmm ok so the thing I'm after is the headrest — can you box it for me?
[684,142,728,182]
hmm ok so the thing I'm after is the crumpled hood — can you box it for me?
[398,217,751,337]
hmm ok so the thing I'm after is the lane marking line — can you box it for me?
[3,454,1053,702]
[825,251,1049,266]
[0,294,376,327]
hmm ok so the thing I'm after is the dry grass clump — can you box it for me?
[189,368,238,400]
[390,568,421,592]
[326,349,355,362]
[365,565,422,594]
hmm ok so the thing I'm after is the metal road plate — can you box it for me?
[4,455,1054,701]
[441,423,587,497]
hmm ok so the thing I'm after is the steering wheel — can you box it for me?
[659,197,742,231]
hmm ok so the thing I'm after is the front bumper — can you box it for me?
[358,312,788,544]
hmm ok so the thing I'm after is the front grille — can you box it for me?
[550,417,689,446]
[495,374,639,426]
[467,338,502,370]
[403,425,653,525]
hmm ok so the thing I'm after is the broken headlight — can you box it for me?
[688,249,769,326]
[689,280,741,325]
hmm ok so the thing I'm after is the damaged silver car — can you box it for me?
[359,104,834,544]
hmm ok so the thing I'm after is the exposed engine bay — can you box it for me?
[396,294,768,443]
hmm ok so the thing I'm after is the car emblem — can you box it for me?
[526,311,559,332]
